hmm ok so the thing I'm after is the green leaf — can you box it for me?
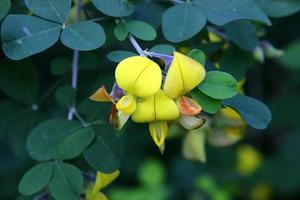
[1,15,61,60]
[114,23,128,41]
[125,20,156,41]
[0,101,27,137]
[0,60,39,104]
[162,4,206,42]
[223,94,272,129]
[225,20,257,51]
[25,0,72,23]
[280,40,300,70]
[107,50,138,63]
[49,162,83,200]
[18,162,53,196]
[256,0,300,17]
[60,21,106,51]
[84,124,127,173]
[150,44,175,55]
[51,57,71,75]
[27,118,95,161]
[55,85,75,108]
[198,71,238,99]
[0,0,10,20]
[191,89,221,114]
[194,0,271,26]
[220,47,255,80]
[91,0,134,17]
[188,49,206,65]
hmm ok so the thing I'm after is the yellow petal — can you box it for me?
[236,145,262,176]
[90,86,114,103]
[221,107,242,121]
[149,121,168,148]
[91,170,120,195]
[115,56,162,98]
[131,90,180,123]
[177,96,202,116]
[116,95,137,114]
[182,129,206,163]
[86,192,108,200]
[164,52,206,99]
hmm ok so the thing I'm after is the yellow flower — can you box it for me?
[236,145,262,176]
[163,52,206,99]
[85,170,120,200]
[115,56,162,115]
[131,90,180,151]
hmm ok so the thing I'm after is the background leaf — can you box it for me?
[0,0,10,20]
[125,20,156,41]
[84,124,127,173]
[55,85,75,108]
[60,21,106,51]
[27,118,95,161]
[223,94,272,129]
[49,162,83,200]
[225,20,257,51]
[1,15,61,60]
[256,0,300,17]
[162,4,206,42]
[194,0,271,26]
[0,60,39,104]
[91,0,134,17]
[280,40,300,70]
[114,23,128,41]
[18,162,53,196]
[107,50,138,63]
[150,44,175,55]
[25,0,71,23]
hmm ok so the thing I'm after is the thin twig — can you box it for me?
[68,0,82,120]
[128,35,145,56]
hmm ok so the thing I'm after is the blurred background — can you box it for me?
[1,2,300,200]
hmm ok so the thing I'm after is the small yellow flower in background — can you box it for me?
[236,145,262,176]
[163,52,206,99]
[251,183,272,200]
[115,56,162,114]
[85,170,120,200]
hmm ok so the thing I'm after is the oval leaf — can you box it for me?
[191,89,222,114]
[107,50,138,63]
[0,0,10,20]
[223,94,272,129]
[55,85,75,108]
[60,21,106,51]
[1,15,61,60]
[114,23,128,41]
[194,0,271,26]
[27,118,95,161]
[125,20,157,41]
[25,0,72,23]
[91,0,134,17]
[162,4,207,42]
[198,71,238,99]
[18,162,53,196]
[49,162,83,200]
[84,125,126,173]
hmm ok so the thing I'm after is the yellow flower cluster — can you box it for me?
[91,52,206,152]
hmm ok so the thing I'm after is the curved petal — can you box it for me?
[164,52,206,99]
[116,95,137,114]
[90,86,114,103]
[131,90,180,123]
[177,96,202,116]
[91,170,120,195]
[115,56,162,98]
[149,121,168,149]
[179,115,206,130]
